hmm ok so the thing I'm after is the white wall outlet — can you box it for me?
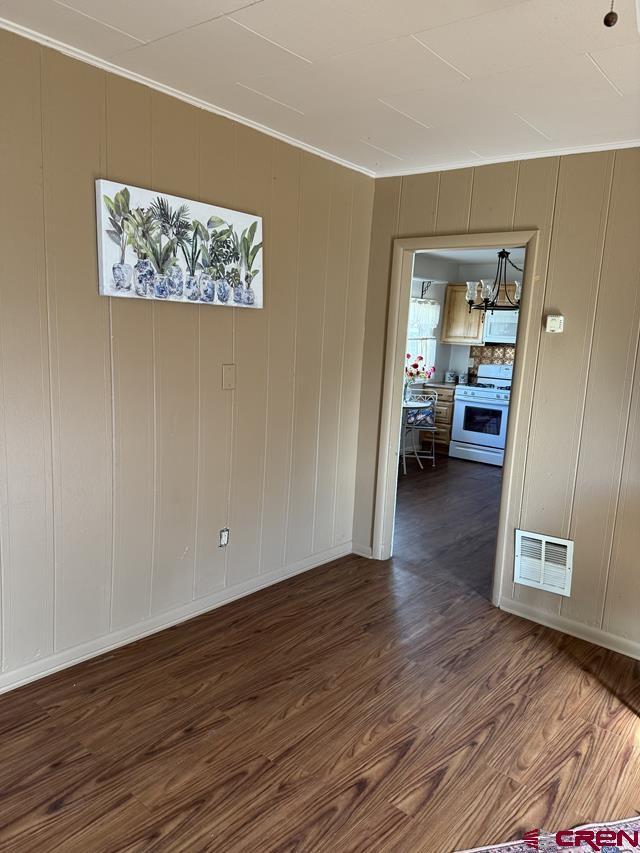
[222,364,236,390]
[219,528,229,548]
[545,315,564,334]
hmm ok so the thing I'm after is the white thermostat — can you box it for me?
[545,315,564,333]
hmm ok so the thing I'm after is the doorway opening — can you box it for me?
[372,231,540,606]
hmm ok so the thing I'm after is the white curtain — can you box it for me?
[407,299,440,370]
[408,299,440,338]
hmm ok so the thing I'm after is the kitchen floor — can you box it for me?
[394,455,503,599]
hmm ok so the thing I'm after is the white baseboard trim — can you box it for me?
[0,542,353,695]
[500,597,640,663]
[352,542,373,558]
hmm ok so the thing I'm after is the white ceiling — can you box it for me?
[1,0,639,176]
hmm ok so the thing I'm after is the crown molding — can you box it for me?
[0,17,376,179]
[1,17,639,181]
[375,138,640,178]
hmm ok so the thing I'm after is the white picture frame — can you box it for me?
[95,179,264,308]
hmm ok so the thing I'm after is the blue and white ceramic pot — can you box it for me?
[167,264,183,297]
[199,272,214,303]
[185,274,200,301]
[112,262,133,291]
[216,278,230,303]
[134,258,153,296]
[153,273,169,299]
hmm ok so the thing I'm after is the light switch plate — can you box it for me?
[222,364,236,390]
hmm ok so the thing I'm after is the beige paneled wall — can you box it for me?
[1,25,638,687]
[354,147,640,652]
[0,30,374,690]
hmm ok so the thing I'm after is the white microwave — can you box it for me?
[483,309,519,344]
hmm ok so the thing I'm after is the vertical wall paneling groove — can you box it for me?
[331,182,356,547]
[434,168,474,236]
[255,151,274,577]
[309,166,336,553]
[106,76,155,630]
[285,154,333,565]
[510,162,521,229]
[399,172,439,237]
[194,112,236,597]
[281,149,305,569]
[226,127,273,585]
[0,35,54,668]
[469,161,519,234]
[149,92,200,614]
[466,169,476,233]
[313,166,353,553]
[43,50,113,652]
[149,92,157,617]
[498,156,560,607]
[336,175,374,546]
[261,141,301,574]
[565,157,615,531]
[519,153,614,552]
[397,171,439,236]
[602,319,640,639]
[563,148,640,627]
[333,176,355,546]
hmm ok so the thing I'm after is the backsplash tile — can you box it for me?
[470,344,516,368]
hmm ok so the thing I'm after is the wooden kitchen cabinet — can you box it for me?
[440,284,485,345]
[419,382,455,453]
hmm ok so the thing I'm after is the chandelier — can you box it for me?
[466,249,523,314]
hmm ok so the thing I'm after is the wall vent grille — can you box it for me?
[514,529,573,596]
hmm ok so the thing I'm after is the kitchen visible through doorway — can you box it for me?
[394,245,525,599]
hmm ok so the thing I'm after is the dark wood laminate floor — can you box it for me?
[2,471,640,850]
[394,455,503,599]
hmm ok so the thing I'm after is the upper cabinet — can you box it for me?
[440,284,484,345]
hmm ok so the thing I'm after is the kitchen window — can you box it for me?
[407,298,440,370]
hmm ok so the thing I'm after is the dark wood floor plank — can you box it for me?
[1,458,638,851]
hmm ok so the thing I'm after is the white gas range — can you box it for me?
[449,364,513,466]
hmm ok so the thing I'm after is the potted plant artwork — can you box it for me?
[150,196,190,298]
[181,219,209,302]
[97,180,263,309]
[197,240,214,303]
[231,229,244,304]
[103,187,132,290]
[238,221,262,305]
[125,207,157,296]
[143,230,177,299]
[205,216,238,303]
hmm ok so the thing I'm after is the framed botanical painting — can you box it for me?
[95,179,263,308]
